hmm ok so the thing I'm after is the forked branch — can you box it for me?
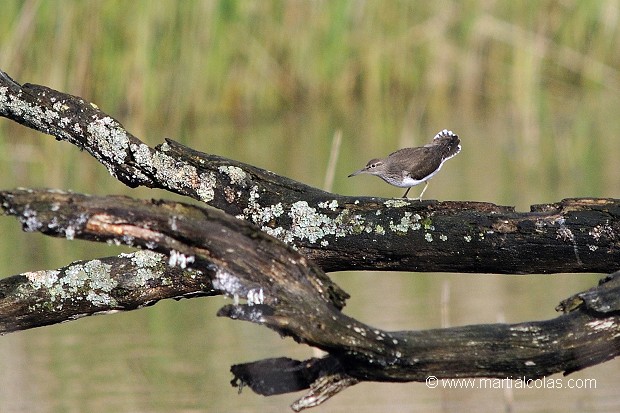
[1,70,620,411]
[0,189,619,410]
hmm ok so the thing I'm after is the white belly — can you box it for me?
[396,164,443,188]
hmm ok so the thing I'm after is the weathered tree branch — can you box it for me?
[0,250,216,334]
[0,188,618,410]
[1,70,619,411]
[0,189,349,327]
[232,268,620,411]
[2,71,620,274]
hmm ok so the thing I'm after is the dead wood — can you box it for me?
[1,70,619,411]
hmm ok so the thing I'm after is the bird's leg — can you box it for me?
[416,181,429,201]
[402,187,411,198]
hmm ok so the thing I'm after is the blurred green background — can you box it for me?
[0,1,618,412]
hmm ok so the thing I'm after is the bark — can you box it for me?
[1,188,619,411]
[232,270,620,412]
[1,70,620,275]
[1,70,619,411]
[0,251,217,333]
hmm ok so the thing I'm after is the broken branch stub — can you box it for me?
[229,272,620,410]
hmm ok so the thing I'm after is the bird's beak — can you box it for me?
[348,168,365,177]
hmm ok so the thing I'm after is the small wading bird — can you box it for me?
[348,129,461,200]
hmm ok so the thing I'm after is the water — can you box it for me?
[1,107,618,413]
[0,270,616,412]
[1,2,620,410]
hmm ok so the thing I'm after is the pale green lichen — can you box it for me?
[261,226,287,242]
[248,199,363,247]
[317,200,339,211]
[237,187,459,247]
[119,251,167,286]
[218,165,247,185]
[422,217,434,231]
[26,259,118,308]
[288,201,332,243]
[135,143,217,202]
[86,116,129,165]
[242,186,285,224]
[2,88,56,131]
[196,174,216,202]
[389,212,412,233]
[285,201,355,244]
[389,211,423,233]
[51,100,70,112]
[25,270,60,290]
[123,249,162,267]
[83,260,116,292]
[23,251,206,311]
[131,142,153,167]
[383,199,409,208]
[246,197,458,247]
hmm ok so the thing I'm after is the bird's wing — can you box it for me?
[387,147,443,180]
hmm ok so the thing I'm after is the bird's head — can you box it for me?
[348,159,385,177]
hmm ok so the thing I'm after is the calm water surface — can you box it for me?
[0,270,616,412]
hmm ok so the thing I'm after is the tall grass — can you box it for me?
[0,5,615,411]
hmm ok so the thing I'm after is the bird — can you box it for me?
[348,129,461,200]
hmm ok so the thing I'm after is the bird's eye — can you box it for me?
[365,159,382,169]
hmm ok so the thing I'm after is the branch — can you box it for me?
[1,189,619,410]
[0,251,216,334]
[2,71,619,410]
[0,189,349,334]
[2,70,620,274]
